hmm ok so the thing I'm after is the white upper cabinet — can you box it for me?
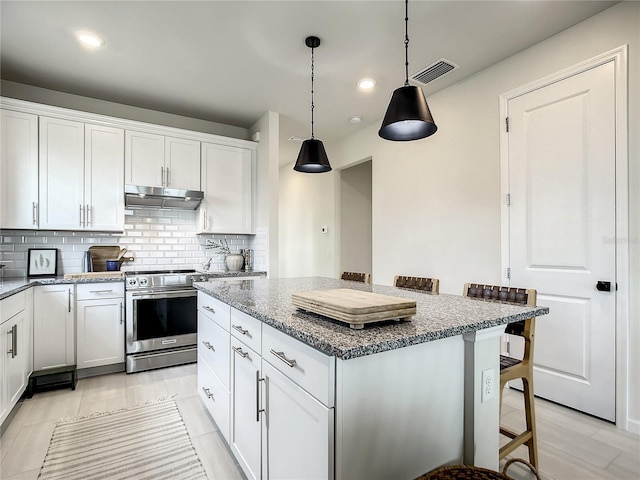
[39,117,85,230]
[165,136,201,190]
[39,117,124,231]
[85,124,124,231]
[200,142,254,234]
[125,131,200,191]
[0,110,39,229]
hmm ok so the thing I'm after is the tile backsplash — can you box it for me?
[0,208,266,277]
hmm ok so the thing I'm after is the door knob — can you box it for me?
[596,281,612,292]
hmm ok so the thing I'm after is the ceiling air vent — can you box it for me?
[411,59,459,85]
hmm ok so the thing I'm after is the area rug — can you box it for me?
[38,396,208,480]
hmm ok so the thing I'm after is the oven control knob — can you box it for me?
[127,278,137,287]
[139,277,149,286]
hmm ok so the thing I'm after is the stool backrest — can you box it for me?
[394,276,439,293]
[341,271,371,284]
[463,283,536,346]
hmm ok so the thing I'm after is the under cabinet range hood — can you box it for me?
[124,185,204,210]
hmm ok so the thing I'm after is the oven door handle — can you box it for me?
[128,290,196,300]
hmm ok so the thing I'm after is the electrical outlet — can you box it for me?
[481,368,496,403]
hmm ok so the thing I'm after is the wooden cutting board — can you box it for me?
[63,271,124,279]
[88,246,122,272]
[291,288,416,329]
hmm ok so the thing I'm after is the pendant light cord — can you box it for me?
[404,0,409,87]
[310,45,316,139]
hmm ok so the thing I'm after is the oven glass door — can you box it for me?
[127,290,197,353]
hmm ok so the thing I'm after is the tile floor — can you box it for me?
[0,364,638,480]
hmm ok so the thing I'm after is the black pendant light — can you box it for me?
[294,36,332,173]
[379,0,437,141]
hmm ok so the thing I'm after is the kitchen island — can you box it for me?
[194,276,548,480]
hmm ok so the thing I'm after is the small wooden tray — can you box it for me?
[292,288,416,329]
[63,271,124,279]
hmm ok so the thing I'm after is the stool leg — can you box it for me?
[522,377,539,469]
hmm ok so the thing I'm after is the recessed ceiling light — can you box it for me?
[357,78,376,91]
[288,135,306,142]
[76,31,104,48]
[350,116,362,124]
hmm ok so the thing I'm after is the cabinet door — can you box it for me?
[39,117,85,230]
[85,124,124,231]
[230,337,261,480]
[0,110,39,229]
[165,136,200,191]
[201,143,254,234]
[33,285,75,371]
[261,360,333,480]
[125,130,164,187]
[76,298,124,369]
[2,313,27,409]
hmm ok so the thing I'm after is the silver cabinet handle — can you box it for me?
[166,167,170,186]
[12,324,17,358]
[232,324,249,335]
[202,340,214,351]
[120,302,124,325]
[202,387,214,400]
[256,370,264,422]
[90,289,114,294]
[161,166,165,186]
[86,205,91,226]
[270,349,296,368]
[232,346,248,358]
[32,202,38,225]
[68,288,71,313]
[203,305,215,314]
[79,204,84,227]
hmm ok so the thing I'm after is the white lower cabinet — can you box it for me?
[261,360,333,479]
[230,335,262,480]
[75,283,125,370]
[1,289,32,426]
[197,295,334,480]
[197,292,231,441]
[33,285,75,371]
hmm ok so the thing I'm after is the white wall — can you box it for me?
[1,80,250,140]
[280,2,639,430]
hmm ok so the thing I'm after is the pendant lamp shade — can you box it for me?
[294,138,331,173]
[294,36,332,173]
[378,85,437,141]
[379,0,437,142]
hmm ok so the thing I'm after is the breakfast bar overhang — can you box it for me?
[194,276,549,479]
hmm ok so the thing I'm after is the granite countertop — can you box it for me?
[0,270,266,300]
[194,276,549,360]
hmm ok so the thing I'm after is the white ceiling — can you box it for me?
[1,0,616,145]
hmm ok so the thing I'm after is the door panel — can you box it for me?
[507,61,616,421]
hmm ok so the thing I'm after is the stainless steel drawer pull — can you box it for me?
[203,305,216,314]
[232,325,249,335]
[32,202,38,225]
[202,387,214,400]
[90,289,114,294]
[256,370,265,422]
[232,346,248,358]
[202,340,215,351]
[270,349,296,368]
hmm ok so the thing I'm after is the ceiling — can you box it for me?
[1,1,616,145]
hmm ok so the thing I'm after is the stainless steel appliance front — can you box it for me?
[125,270,202,373]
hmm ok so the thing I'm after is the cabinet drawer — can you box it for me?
[198,292,230,331]
[76,283,124,301]
[262,324,335,407]
[230,308,261,354]
[1,290,26,323]
[198,356,230,442]
[198,312,230,388]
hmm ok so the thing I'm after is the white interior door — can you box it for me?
[506,61,616,422]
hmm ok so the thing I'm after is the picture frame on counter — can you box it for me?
[27,248,58,277]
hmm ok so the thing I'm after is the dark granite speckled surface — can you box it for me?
[194,276,549,360]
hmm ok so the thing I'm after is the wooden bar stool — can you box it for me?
[340,271,371,284]
[463,283,539,470]
[394,275,439,293]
